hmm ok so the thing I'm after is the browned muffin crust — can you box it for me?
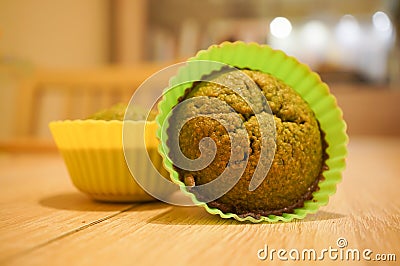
[168,69,326,218]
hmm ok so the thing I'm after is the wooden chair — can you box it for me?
[3,65,399,152]
[14,64,167,138]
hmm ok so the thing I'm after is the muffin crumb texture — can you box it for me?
[169,69,325,217]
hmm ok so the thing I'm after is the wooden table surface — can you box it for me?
[0,136,399,266]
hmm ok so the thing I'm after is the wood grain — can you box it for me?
[0,136,399,266]
[0,154,136,262]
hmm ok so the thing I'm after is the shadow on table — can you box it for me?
[39,192,165,212]
[39,192,346,224]
[147,206,346,226]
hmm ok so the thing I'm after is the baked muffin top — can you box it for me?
[88,103,156,121]
[169,69,324,217]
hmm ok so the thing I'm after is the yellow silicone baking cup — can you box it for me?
[156,41,348,222]
[49,120,174,202]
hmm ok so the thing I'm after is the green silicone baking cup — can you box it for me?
[156,41,348,223]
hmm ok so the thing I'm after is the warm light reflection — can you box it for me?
[269,17,292,39]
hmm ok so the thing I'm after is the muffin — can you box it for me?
[49,103,175,202]
[168,69,325,218]
[156,42,348,222]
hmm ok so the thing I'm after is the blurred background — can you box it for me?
[0,0,399,150]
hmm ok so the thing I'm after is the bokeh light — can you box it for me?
[269,17,292,39]
[335,14,361,47]
[300,20,330,52]
[372,11,392,32]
